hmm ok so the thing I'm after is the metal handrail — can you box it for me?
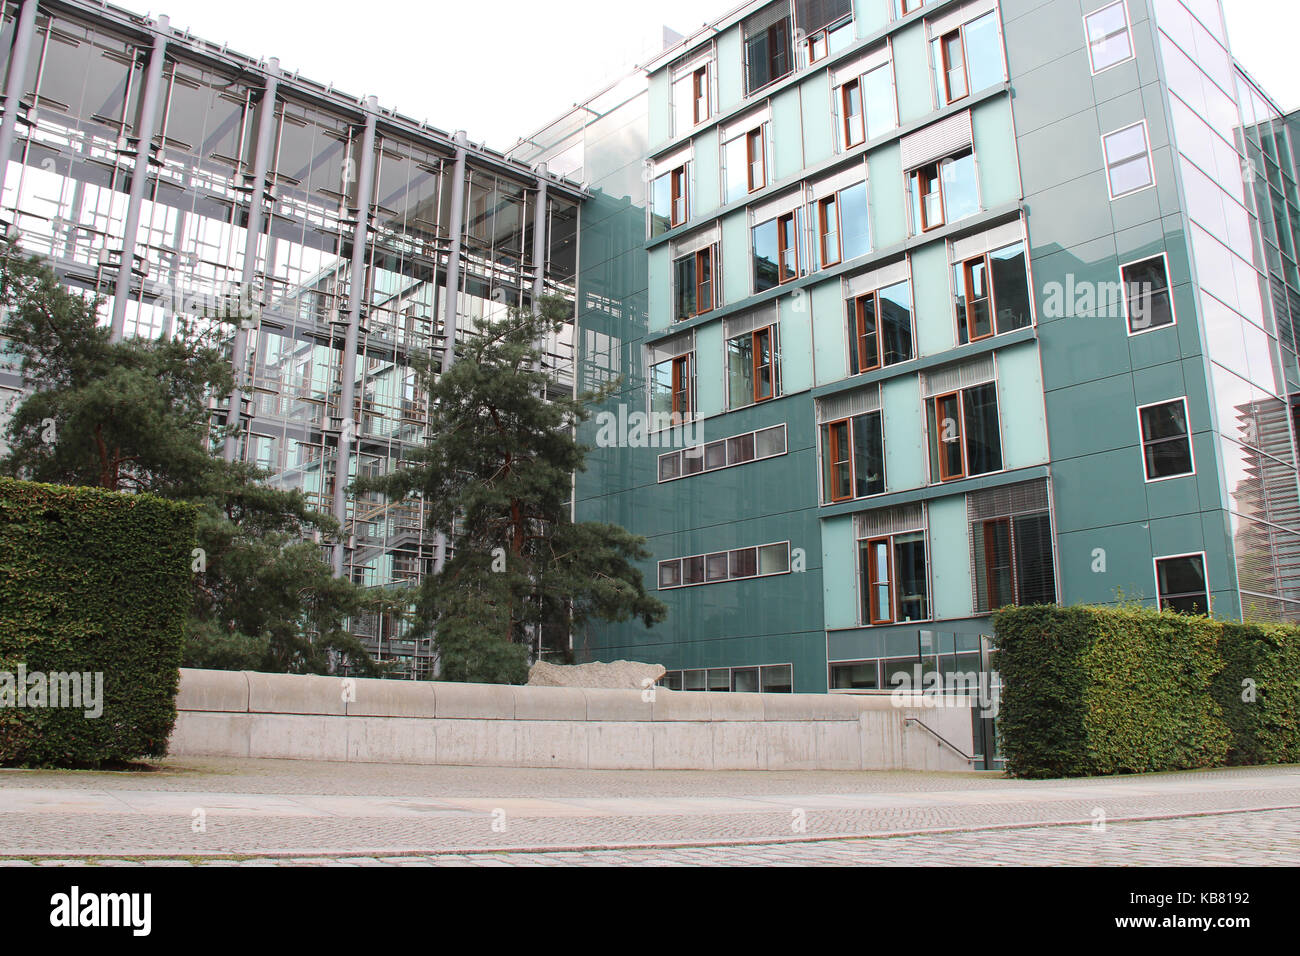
[903,716,980,766]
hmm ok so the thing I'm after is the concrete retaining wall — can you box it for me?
[168,669,979,772]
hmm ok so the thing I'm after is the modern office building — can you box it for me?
[3,0,1299,691]
[516,0,1300,695]
[0,0,584,678]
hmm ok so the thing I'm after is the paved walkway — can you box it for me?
[1,758,1297,864]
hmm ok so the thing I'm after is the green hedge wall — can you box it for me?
[0,478,196,767]
[993,605,1231,779]
[1214,623,1300,766]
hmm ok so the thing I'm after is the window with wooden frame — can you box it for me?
[927,382,1002,483]
[747,127,767,193]
[909,150,977,235]
[673,245,717,322]
[727,324,781,409]
[818,194,841,268]
[651,351,695,425]
[955,242,1033,345]
[693,66,710,125]
[777,211,799,282]
[821,411,885,503]
[671,355,691,422]
[806,28,829,63]
[896,0,925,16]
[671,166,689,227]
[842,78,865,149]
[859,529,928,625]
[848,280,914,375]
[939,29,968,103]
[913,161,944,231]
[970,506,1055,613]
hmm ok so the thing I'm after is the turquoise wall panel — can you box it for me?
[928,494,973,620]
[648,245,670,332]
[722,208,751,304]
[882,373,925,490]
[891,23,933,124]
[812,279,848,386]
[800,72,835,169]
[972,95,1020,208]
[771,86,806,182]
[822,514,858,629]
[911,241,954,357]
[781,291,815,395]
[868,142,907,249]
[854,0,891,37]
[696,321,724,418]
[997,341,1049,469]
[694,127,721,217]
[648,69,672,150]
[717,27,744,115]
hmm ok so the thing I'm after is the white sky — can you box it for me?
[135,0,1299,152]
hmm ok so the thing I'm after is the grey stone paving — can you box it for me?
[0,757,1297,863]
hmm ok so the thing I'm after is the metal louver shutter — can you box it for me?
[966,479,1050,521]
[899,111,973,170]
[647,329,695,365]
[816,385,881,424]
[745,1,793,39]
[855,502,925,539]
[795,0,853,36]
[673,224,721,258]
[724,302,779,340]
[921,354,995,398]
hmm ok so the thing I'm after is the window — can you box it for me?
[894,0,926,16]
[821,412,885,502]
[1156,553,1209,615]
[744,3,794,95]
[818,195,841,267]
[651,352,694,425]
[931,12,1004,107]
[671,166,689,226]
[859,531,929,625]
[862,63,897,141]
[928,382,1003,482]
[650,162,691,236]
[1085,1,1134,74]
[1139,398,1194,481]
[1102,122,1154,198]
[848,280,914,374]
[796,0,854,65]
[722,123,771,204]
[955,242,1033,344]
[817,180,869,269]
[659,541,792,589]
[1122,254,1175,334]
[660,665,793,693]
[693,67,710,125]
[970,491,1057,613]
[909,150,979,233]
[674,244,717,321]
[842,78,865,149]
[753,208,804,291]
[658,424,787,482]
[727,324,781,408]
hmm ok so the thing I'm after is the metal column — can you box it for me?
[432,132,469,576]
[223,59,281,463]
[530,164,548,311]
[109,15,169,342]
[0,0,39,208]
[331,96,378,577]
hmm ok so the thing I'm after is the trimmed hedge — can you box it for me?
[993,605,1231,779]
[1213,623,1300,766]
[0,478,196,766]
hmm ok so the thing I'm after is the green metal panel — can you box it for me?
[822,514,859,629]
[801,72,835,169]
[694,127,721,217]
[911,240,954,357]
[722,208,751,304]
[771,86,806,182]
[996,341,1049,470]
[891,22,933,125]
[868,141,907,249]
[696,321,725,418]
[972,95,1020,208]
[648,245,670,332]
[928,493,973,620]
[854,0,891,37]
[812,278,848,386]
[648,69,672,150]
[882,373,925,490]
[781,290,815,395]
[717,27,745,115]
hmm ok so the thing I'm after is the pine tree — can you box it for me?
[364,296,666,684]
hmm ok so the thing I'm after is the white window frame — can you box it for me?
[1084,0,1136,76]
[1153,551,1210,613]
[1102,119,1156,200]
[1136,396,1196,483]
[1120,250,1177,338]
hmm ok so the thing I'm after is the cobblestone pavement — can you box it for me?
[1,758,1297,863]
